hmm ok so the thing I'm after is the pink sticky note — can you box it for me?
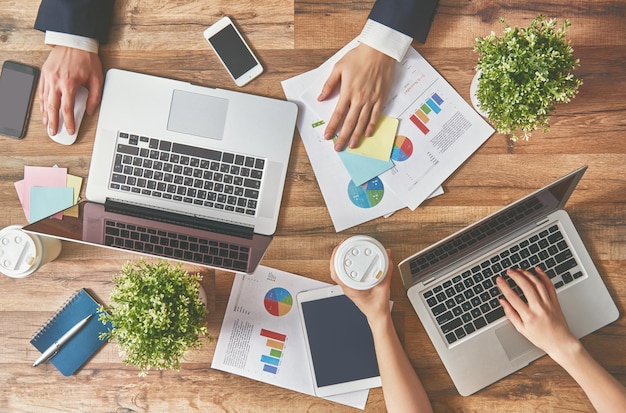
[14,179,27,210]
[17,166,68,222]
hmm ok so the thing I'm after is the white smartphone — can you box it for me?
[203,16,264,87]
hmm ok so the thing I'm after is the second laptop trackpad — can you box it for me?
[168,89,228,140]
[495,323,537,361]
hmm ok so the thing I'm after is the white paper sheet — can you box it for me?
[211,266,370,409]
[298,40,495,211]
[377,53,496,210]
[282,66,407,232]
[282,39,494,230]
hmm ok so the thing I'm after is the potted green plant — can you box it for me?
[472,15,583,142]
[99,259,209,376]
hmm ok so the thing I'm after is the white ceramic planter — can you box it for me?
[469,70,489,118]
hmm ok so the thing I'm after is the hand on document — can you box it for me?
[282,39,494,232]
[318,43,396,152]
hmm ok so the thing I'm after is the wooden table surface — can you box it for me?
[1,1,625,412]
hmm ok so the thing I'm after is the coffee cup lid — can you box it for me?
[334,235,388,290]
[0,225,39,278]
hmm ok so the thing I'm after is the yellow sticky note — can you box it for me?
[66,174,83,204]
[64,174,84,218]
[347,116,398,161]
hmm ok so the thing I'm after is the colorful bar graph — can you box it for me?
[432,92,444,105]
[410,114,430,134]
[260,329,286,375]
[415,109,429,123]
[261,355,280,366]
[410,93,444,134]
[266,339,284,350]
[260,328,286,342]
[263,364,278,374]
[426,98,441,113]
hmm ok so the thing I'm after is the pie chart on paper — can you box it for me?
[264,287,293,316]
[391,135,413,162]
[347,176,384,209]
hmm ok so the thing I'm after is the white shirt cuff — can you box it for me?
[357,19,413,62]
[44,31,99,54]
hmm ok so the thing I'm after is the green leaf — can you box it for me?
[99,259,209,375]
[474,15,582,141]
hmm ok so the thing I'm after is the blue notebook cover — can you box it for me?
[30,289,111,376]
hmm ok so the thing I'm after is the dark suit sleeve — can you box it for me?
[368,0,439,43]
[34,0,115,44]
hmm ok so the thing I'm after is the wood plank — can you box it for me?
[0,0,625,411]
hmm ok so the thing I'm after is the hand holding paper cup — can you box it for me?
[333,235,389,290]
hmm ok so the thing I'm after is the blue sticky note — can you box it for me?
[337,149,394,186]
[29,186,74,223]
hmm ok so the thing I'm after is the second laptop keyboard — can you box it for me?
[109,132,266,217]
[104,219,250,271]
[423,224,583,345]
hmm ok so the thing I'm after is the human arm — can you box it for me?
[497,268,626,413]
[34,0,114,136]
[330,247,433,413]
[368,0,439,44]
[39,46,103,136]
[319,0,439,151]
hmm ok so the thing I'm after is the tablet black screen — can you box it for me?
[301,294,379,387]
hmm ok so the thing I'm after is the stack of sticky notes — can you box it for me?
[298,70,400,186]
[330,115,399,186]
[14,166,83,223]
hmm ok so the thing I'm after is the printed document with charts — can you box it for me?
[282,39,495,231]
[211,266,370,409]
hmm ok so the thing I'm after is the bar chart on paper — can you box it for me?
[409,93,444,134]
[260,328,286,374]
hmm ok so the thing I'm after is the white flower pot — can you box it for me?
[469,70,489,118]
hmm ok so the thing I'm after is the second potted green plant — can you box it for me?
[99,259,210,376]
[472,15,583,142]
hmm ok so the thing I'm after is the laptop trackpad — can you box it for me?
[495,323,536,361]
[168,89,228,140]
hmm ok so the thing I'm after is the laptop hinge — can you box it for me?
[104,199,255,239]
[535,217,550,226]
[421,276,438,287]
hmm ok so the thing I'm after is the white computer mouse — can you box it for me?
[48,86,88,145]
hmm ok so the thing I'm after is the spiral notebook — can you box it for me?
[30,289,111,376]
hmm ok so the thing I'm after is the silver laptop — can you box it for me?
[398,166,619,396]
[25,68,297,273]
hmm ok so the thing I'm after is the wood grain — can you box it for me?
[1,0,625,411]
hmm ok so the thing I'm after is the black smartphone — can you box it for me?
[0,60,39,139]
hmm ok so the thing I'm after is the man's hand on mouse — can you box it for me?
[39,45,104,136]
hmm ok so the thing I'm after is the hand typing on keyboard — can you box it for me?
[497,267,626,412]
[497,267,574,354]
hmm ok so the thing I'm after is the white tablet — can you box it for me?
[297,285,381,397]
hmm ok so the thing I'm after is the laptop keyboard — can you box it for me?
[109,132,266,217]
[409,196,544,278]
[104,219,249,271]
[422,224,583,345]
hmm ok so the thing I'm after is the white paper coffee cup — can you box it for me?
[0,225,62,278]
[334,235,388,290]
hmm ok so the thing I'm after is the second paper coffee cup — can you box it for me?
[333,235,388,290]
